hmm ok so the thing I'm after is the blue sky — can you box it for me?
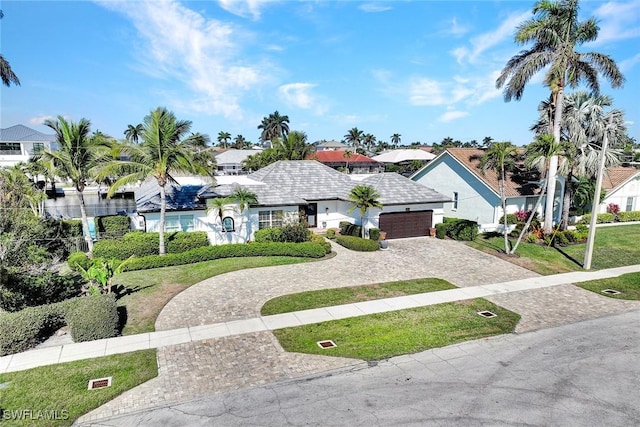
[1,0,639,146]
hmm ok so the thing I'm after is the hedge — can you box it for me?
[254,228,283,243]
[118,242,327,272]
[95,215,130,239]
[0,294,119,356]
[580,213,615,224]
[617,211,640,222]
[335,235,379,252]
[498,213,518,225]
[435,219,478,241]
[310,234,332,254]
[338,221,361,237]
[68,251,91,272]
[93,231,209,258]
[368,228,380,241]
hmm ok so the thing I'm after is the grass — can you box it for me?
[274,299,520,361]
[0,350,157,427]
[115,256,314,335]
[577,272,640,300]
[467,224,640,275]
[261,278,456,315]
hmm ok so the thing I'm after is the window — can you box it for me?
[258,210,283,229]
[222,216,235,232]
[525,197,537,212]
[626,197,635,212]
[452,192,459,210]
[32,143,45,154]
[0,142,21,155]
[165,214,194,232]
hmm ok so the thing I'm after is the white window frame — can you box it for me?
[452,192,459,210]
[626,197,634,212]
[165,214,195,232]
[258,210,284,229]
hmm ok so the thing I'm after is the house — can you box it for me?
[307,150,384,174]
[411,148,564,231]
[598,167,640,213]
[133,160,450,243]
[314,140,350,151]
[213,148,263,175]
[0,124,56,168]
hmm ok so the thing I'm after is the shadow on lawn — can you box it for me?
[112,284,154,300]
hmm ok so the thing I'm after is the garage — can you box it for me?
[378,210,433,239]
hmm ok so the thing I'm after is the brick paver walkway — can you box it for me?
[77,238,639,424]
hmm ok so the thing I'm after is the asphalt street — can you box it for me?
[79,309,640,427]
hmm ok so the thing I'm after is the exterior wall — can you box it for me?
[599,175,640,213]
[0,140,52,168]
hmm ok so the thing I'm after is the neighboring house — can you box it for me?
[411,148,564,231]
[307,150,384,174]
[314,140,350,151]
[134,160,450,243]
[372,149,435,165]
[598,167,640,213]
[213,148,263,175]
[0,124,56,168]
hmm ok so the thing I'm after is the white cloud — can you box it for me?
[217,0,273,20]
[278,83,328,115]
[359,3,392,13]
[409,78,447,106]
[407,71,502,107]
[591,1,640,46]
[96,0,266,119]
[619,53,640,72]
[438,111,469,122]
[447,17,470,37]
[29,115,56,126]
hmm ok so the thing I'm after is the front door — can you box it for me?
[300,203,317,227]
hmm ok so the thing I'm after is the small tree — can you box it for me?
[347,185,383,238]
[229,188,258,241]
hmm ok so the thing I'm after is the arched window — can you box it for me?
[222,216,235,232]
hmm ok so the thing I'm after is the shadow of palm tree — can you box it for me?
[112,284,154,300]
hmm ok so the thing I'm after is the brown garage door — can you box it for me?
[379,211,433,239]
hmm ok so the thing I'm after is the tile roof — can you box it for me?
[358,173,451,205]
[314,140,349,149]
[445,148,540,197]
[213,148,263,164]
[602,167,640,192]
[307,150,379,163]
[0,124,56,142]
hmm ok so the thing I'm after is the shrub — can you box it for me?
[64,294,119,342]
[339,221,352,235]
[95,215,130,239]
[0,271,84,312]
[498,213,518,225]
[617,211,640,222]
[553,230,569,246]
[310,234,332,254]
[326,228,337,239]
[575,223,588,233]
[280,222,311,243]
[335,235,379,251]
[448,219,478,241]
[338,221,361,237]
[580,213,615,224]
[93,231,209,259]
[368,228,380,241]
[514,210,531,222]
[0,303,65,355]
[67,251,91,272]
[254,228,284,243]
[607,203,620,216]
[435,223,448,239]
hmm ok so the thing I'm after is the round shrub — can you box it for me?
[368,228,380,241]
[64,294,119,342]
[498,214,518,225]
[335,235,379,251]
[310,234,332,254]
[435,223,449,239]
[326,228,337,239]
[0,303,65,356]
[68,251,91,272]
[254,228,284,243]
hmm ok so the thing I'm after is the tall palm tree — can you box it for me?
[217,131,232,148]
[344,128,364,150]
[274,130,313,160]
[391,133,401,146]
[124,124,144,143]
[258,111,290,148]
[229,187,258,242]
[0,10,20,87]
[41,116,111,254]
[363,134,377,153]
[234,134,248,149]
[479,141,518,253]
[207,197,231,231]
[342,150,353,174]
[97,107,210,255]
[347,185,383,238]
[496,0,624,232]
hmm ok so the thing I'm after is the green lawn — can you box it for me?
[115,256,313,335]
[0,350,157,427]
[577,272,640,300]
[468,224,640,275]
[261,278,456,315]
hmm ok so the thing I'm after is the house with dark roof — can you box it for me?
[411,148,565,231]
[598,167,640,213]
[307,150,383,174]
[0,124,56,168]
[134,160,450,243]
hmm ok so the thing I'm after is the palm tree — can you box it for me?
[97,107,210,255]
[391,133,401,146]
[217,131,232,148]
[274,130,313,160]
[342,150,353,174]
[479,141,518,253]
[0,10,20,87]
[344,128,364,150]
[124,124,144,143]
[229,187,258,242]
[41,116,111,254]
[207,197,232,231]
[363,134,377,153]
[347,184,383,238]
[258,111,290,148]
[234,134,248,149]
[496,0,625,232]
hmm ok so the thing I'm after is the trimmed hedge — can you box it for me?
[338,221,361,238]
[254,228,283,243]
[580,213,615,224]
[335,235,379,251]
[0,294,119,356]
[617,211,640,222]
[119,242,326,272]
[310,234,332,254]
[95,215,130,239]
[498,213,518,225]
[434,219,478,241]
[368,228,380,241]
[93,231,210,259]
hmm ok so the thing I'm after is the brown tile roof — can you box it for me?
[445,148,540,197]
[602,167,640,191]
[306,150,379,163]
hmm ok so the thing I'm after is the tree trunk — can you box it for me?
[500,170,509,253]
[510,179,547,254]
[159,184,166,255]
[544,86,565,233]
[77,190,94,255]
[560,169,573,230]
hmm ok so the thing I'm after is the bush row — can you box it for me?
[435,218,478,241]
[95,215,130,239]
[339,221,362,238]
[0,294,119,356]
[0,271,84,312]
[117,242,327,272]
[335,235,379,252]
[253,223,311,243]
[93,231,209,258]
[580,210,640,225]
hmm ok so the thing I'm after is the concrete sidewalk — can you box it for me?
[2,264,639,374]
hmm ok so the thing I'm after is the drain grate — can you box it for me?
[317,340,336,349]
[602,289,621,295]
[477,311,497,318]
[88,377,112,390]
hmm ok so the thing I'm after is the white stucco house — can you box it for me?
[213,148,263,175]
[598,167,640,213]
[411,148,564,231]
[0,124,56,168]
[133,160,451,244]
